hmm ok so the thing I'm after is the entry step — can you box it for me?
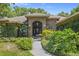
[33,37,41,41]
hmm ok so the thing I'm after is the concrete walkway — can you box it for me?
[31,38,51,56]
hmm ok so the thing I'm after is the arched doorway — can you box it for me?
[32,21,42,37]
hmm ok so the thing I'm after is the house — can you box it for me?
[1,12,79,37]
[25,13,61,37]
[56,12,79,32]
[0,13,62,37]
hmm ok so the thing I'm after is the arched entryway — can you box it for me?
[32,21,42,37]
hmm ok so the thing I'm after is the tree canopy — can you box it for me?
[1,3,79,18]
[0,3,48,18]
[57,11,70,17]
[14,7,47,16]
[58,5,79,16]
[0,4,12,17]
[71,5,79,15]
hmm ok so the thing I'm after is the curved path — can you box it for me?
[31,38,51,56]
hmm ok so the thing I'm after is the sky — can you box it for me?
[12,3,79,15]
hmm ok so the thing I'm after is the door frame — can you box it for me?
[32,21,42,37]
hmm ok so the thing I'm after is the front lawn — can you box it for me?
[0,37,33,56]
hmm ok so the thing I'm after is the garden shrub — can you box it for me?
[1,24,17,37]
[15,37,32,50]
[42,29,54,40]
[44,28,79,55]
[41,39,49,48]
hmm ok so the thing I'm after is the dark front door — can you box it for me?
[32,21,42,37]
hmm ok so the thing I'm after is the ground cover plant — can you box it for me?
[15,37,32,50]
[0,37,33,56]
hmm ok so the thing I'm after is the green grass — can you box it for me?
[0,50,32,56]
[0,42,32,56]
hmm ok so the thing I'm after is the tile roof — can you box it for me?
[0,16,27,24]
[56,12,79,25]
[25,13,49,17]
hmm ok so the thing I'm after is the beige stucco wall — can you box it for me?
[46,19,57,30]
[27,17,47,36]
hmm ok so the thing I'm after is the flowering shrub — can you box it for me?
[42,29,54,40]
